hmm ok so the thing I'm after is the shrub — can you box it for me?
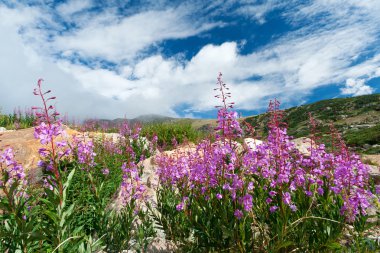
[154,73,378,252]
[0,79,155,252]
[141,121,201,150]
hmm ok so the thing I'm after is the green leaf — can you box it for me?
[275,240,294,251]
[44,210,59,225]
[326,242,342,250]
[60,203,75,228]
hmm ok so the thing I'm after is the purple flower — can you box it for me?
[290,204,297,212]
[73,137,96,170]
[38,148,49,157]
[102,168,110,175]
[269,191,277,197]
[155,90,374,224]
[241,194,253,211]
[305,190,312,197]
[270,206,279,213]
[234,209,243,219]
[0,148,27,196]
[120,162,145,208]
[283,192,291,205]
[176,202,184,211]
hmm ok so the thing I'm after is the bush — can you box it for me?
[154,74,379,252]
[141,121,202,150]
[0,80,155,252]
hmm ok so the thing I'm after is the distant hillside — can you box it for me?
[243,93,380,153]
[130,114,176,124]
[83,114,177,129]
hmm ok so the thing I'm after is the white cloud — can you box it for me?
[234,0,285,24]
[0,4,131,119]
[57,0,92,16]
[340,78,374,96]
[54,7,224,62]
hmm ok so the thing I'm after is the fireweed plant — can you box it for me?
[0,148,42,252]
[155,73,379,252]
[0,79,156,252]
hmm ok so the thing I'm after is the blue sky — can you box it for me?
[1,0,380,119]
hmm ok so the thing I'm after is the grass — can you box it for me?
[141,120,204,150]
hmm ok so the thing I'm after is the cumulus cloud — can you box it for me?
[340,79,374,96]
[57,0,92,16]
[54,7,224,62]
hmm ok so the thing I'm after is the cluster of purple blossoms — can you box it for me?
[34,121,63,145]
[33,79,72,195]
[72,136,96,170]
[34,119,71,174]
[103,140,123,155]
[176,197,189,211]
[157,130,245,212]
[157,74,374,222]
[120,162,146,208]
[215,108,242,140]
[0,148,27,197]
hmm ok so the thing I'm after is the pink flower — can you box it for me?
[270,206,279,213]
[234,209,243,219]
[241,194,253,211]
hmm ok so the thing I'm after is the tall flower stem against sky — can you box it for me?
[33,79,63,205]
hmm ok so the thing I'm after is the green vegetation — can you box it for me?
[141,120,203,150]
[345,124,380,146]
[0,109,35,129]
[244,94,380,153]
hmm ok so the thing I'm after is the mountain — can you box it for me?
[243,93,380,154]
[129,114,176,124]
[83,114,177,128]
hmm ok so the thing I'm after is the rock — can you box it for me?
[144,238,177,253]
[213,139,243,153]
[243,138,263,151]
[0,126,80,177]
[89,132,151,151]
[163,142,197,157]
[368,165,380,184]
[292,137,313,156]
[139,154,161,204]
[364,144,371,149]
[0,127,6,132]
[363,154,380,166]
[0,128,45,174]
[366,204,379,224]
[88,132,124,144]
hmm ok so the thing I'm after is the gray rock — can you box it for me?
[292,137,314,156]
[244,138,263,151]
[0,127,6,132]
[368,165,380,184]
